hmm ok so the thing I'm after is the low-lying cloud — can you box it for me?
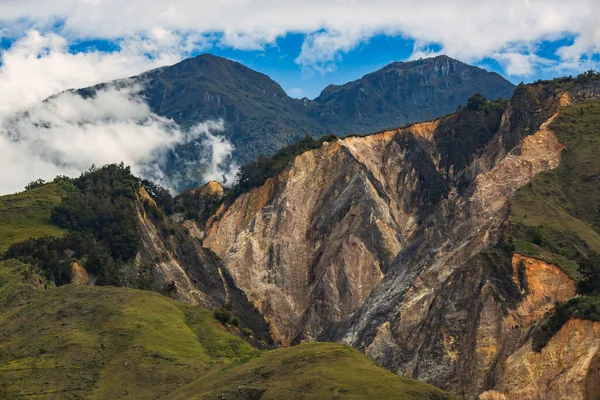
[0,85,237,195]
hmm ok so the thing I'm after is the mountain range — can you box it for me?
[79,54,515,190]
[2,59,600,399]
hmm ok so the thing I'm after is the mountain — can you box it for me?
[5,73,600,398]
[308,55,515,134]
[187,74,600,398]
[78,54,515,190]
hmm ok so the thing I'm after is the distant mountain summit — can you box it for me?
[309,55,515,133]
[79,54,515,190]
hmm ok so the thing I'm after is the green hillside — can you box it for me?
[0,259,454,399]
[0,259,258,399]
[504,98,600,350]
[0,183,66,253]
[166,342,455,400]
[507,99,600,279]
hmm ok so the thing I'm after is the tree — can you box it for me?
[25,179,46,190]
[466,93,486,110]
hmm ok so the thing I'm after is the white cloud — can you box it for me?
[1,0,599,72]
[0,85,236,194]
[287,87,307,98]
[0,29,194,116]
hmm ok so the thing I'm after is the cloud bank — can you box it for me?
[0,0,599,75]
[0,85,236,195]
[0,31,235,195]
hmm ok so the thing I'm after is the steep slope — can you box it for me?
[0,259,454,400]
[310,55,515,133]
[193,76,600,398]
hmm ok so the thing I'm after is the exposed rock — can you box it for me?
[154,81,600,397]
[134,187,274,345]
[71,261,89,285]
[492,318,600,399]
[508,254,576,326]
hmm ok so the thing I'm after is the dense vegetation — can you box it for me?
[231,134,338,197]
[504,98,600,351]
[2,164,173,287]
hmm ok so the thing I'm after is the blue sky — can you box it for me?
[4,31,588,101]
[0,0,599,193]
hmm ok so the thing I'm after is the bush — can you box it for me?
[532,296,600,352]
[241,328,254,338]
[214,308,233,325]
[231,317,241,327]
[25,179,46,191]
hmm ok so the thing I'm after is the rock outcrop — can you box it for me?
[134,187,274,344]
[160,80,600,397]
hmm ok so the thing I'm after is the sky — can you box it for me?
[0,0,599,194]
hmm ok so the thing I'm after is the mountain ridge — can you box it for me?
[74,53,515,191]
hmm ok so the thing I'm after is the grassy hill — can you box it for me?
[507,99,600,280]
[0,183,66,253]
[503,98,600,350]
[0,259,258,399]
[166,342,455,400]
[0,259,454,399]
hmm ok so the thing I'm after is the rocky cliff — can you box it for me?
[180,78,600,398]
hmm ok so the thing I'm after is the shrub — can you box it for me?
[241,328,254,338]
[25,179,46,191]
[214,308,233,325]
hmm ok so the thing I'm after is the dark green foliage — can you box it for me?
[51,163,141,261]
[174,189,222,224]
[435,96,508,181]
[578,253,600,295]
[141,179,174,214]
[231,134,337,197]
[505,222,595,280]
[214,308,233,325]
[3,232,144,287]
[24,179,46,191]
[532,296,600,352]
[466,93,486,110]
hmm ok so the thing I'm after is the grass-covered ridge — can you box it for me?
[0,183,67,253]
[505,98,600,350]
[507,99,600,279]
[0,259,259,399]
[166,342,456,400]
[0,260,455,399]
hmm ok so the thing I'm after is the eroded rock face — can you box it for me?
[157,82,600,397]
[71,261,89,285]
[201,83,575,349]
[134,187,274,344]
[487,318,600,400]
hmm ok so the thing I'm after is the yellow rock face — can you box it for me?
[508,254,576,326]
[493,318,600,400]
[71,261,89,285]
